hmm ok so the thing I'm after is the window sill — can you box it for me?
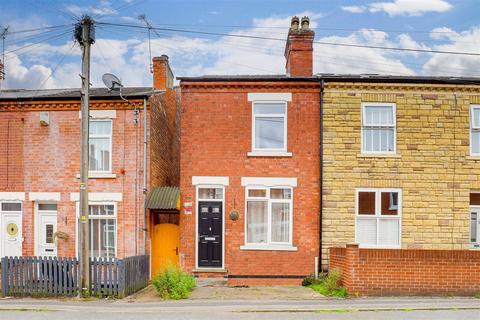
[247,151,293,157]
[76,172,117,179]
[466,156,480,161]
[358,244,401,249]
[240,244,297,251]
[357,153,401,158]
[192,268,228,273]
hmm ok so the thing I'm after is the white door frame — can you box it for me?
[195,185,225,270]
[0,201,23,257]
[34,202,58,256]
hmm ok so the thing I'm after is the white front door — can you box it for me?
[1,212,22,257]
[36,203,58,257]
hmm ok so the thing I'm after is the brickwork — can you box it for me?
[0,102,148,258]
[0,114,24,191]
[330,244,480,296]
[284,18,314,77]
[179,81,321,284]
[322,82,480,267]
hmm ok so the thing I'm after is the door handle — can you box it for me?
[173,247,178,255]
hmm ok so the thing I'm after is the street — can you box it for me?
[0,297,478,320]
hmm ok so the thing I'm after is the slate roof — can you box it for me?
[0,87,157,101]
[178,74,480,85]
[146,186,180,211]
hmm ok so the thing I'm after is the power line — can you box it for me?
[97,22,479,77]
[30,42,77,96]
[7,24,73,35]
[122,22,462,35]
[3,30,72,58]
[96,22,480,57]
[99,22,478,76]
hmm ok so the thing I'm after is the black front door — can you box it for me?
[198,201,222,267]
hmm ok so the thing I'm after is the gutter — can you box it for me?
[319,78,325,273]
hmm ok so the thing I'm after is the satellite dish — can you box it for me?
[102,73,123,91]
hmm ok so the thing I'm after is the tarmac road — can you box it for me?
[0,297,478,320]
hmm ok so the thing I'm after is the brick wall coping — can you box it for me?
[180,81,319,90]
[330,246,480,260]
[324,82,480,93]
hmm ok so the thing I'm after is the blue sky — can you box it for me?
[0,0,479,89]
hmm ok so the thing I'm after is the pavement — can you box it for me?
[126,284,323,301]
[0,296,479,320]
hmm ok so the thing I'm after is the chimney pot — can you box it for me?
[301,16,310,30]
[290,16,300,30]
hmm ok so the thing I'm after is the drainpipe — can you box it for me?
[319,78,325,273]
[143,97,148,255]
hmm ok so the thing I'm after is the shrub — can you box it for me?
[152,266,196,300]
[306,269,347,298]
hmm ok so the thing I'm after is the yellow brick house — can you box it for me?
[320,75,480,267]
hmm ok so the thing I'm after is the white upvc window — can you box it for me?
[245,186,293,246]
[88,203,117,258]
[470,105,480,156]
[252,102,287,152]
[89,120,112,173]
[355,188,401,248]
[1,201,22,213]
[470,193,480,248]
[361,103,396,154]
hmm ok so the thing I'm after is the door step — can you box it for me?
[195,277,228,287]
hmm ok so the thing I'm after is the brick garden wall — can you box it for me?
[330,244,480,296]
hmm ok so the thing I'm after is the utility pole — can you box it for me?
[75,16,95,297]
[0,26,8,90]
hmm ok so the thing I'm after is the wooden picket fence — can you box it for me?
[1,255,149,298]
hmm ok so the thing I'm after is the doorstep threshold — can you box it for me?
[192,268,228,273]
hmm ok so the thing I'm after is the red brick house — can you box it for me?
[179,17,320,285]
[0,56,179,269]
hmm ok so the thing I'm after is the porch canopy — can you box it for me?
[146,186,180,211]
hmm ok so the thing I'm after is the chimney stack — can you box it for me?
[152,55,174,90]
[284,16,315,77]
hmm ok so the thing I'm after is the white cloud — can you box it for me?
[342,0,453,16]
[66,0,117,17]
[368,0,453,16]
[429,27,459,41]
[2,12,479,90]
[422,26,480,77]
[341,6,367,13]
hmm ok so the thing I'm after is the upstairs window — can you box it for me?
[470,105,480,155]
[356,189,401,248]
[252,102,287,151]
[362,103,396,154]
[89,120,112,172]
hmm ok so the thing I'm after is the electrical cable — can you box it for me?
[96,22,480,57]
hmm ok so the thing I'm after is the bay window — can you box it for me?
[355,188,401,248]
[245,187,292,246]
